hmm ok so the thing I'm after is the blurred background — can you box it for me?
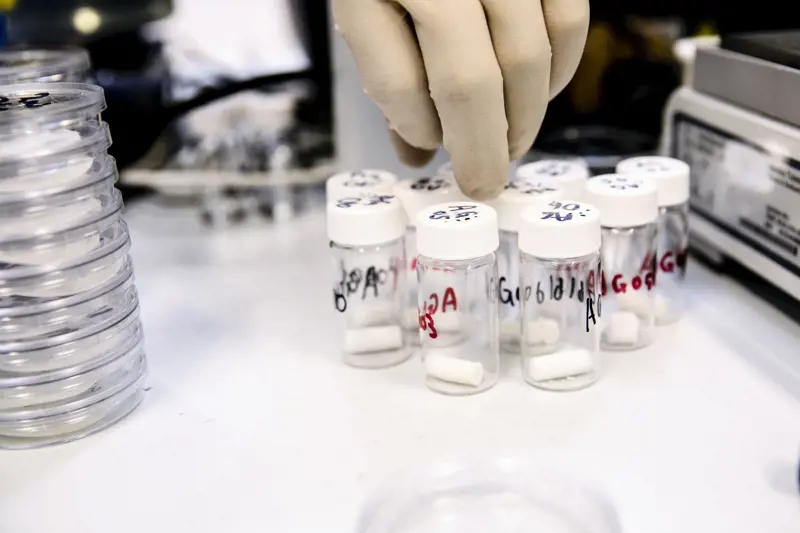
[0,0,796,224]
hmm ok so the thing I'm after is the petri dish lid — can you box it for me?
[0,48,92,84]
[358,458,621,533]
[0,83,106,133]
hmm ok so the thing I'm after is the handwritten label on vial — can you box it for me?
[598,176,641,190]
[418,309,439,339]
[659,249,688,274]
[342,171,385,188]
[539,201,592,222]
[335,194,394,208]
[421,288,458,315]
[0,92,52,112]
[429,204,479,221]
[333,261,399,312]
[630,160,672,173]
[586,296,599,332]
[508,181,558,195]
[410,176,451,192]
[528,161,574,177]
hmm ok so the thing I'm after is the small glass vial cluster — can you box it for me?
[393,175,466,345]
[327,193,410,369]
[616,156,690,324]
[516,159,591,200]
[585,175,659,351]
[489,179,563,353]
[415,202,499,395]
[519,200,602,390]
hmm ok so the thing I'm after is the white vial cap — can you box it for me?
[516,159,590,199]
[615,156,690,207]
[585,174,659,228]
[488,180,564,233]
[393,175,466,227]
[327,193,405,246]
[326,169,398,201]
[519,200,601,259]
[416,202,499,261]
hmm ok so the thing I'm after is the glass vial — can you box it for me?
[488,179,563,353]
[393,175,467,346]
[326,169,398,202]
[518,200,602,391]
[415,202,500,395]
[585,175,659,351]
[516,159,591,200]
[327,193,410,369]
[616,156,690,325]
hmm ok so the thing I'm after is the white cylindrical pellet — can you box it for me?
[618,291,654,316]
[424,353,485,387]
[526,318,561,346]
[605,311,640,345]
[527,348,595,382]
[344,325,404,354]
[347,301,396,328]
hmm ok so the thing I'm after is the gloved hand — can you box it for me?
[332,0,589,200]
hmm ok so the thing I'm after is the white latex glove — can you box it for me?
[332,0,589,200]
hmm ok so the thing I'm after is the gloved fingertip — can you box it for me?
[389,129,437,167]
[509,143,532,162]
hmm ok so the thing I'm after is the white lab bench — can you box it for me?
[0,200,798,533]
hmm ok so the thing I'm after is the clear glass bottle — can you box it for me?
[585,175,659,351]
[516,159,591,200]
[327,193,410,369]
[616,156,691,324]
[519,200,602,390]
[489,180,563,353]
[415,202,499,395]
[393,175,466,346]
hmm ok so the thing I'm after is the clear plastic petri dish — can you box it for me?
[358,458,621,533]
[0,173,117,242]
[0,231,131,300]
[0,352,146,449]
[0,48,92,84]
[0,84,106,164]
[0,122,110,184]
[0,270,137,344]
[0,203,125,268]
[0,333,145,414]
[0,304,141,373]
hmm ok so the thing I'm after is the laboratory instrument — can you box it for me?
[516,159,591,199]
[0,82,147,449]
[358,458,621,533]
[664,32,800,307]
[327,192,410,369]
[585,175,659,351]
[488,179,563,353]
[518,200,601,390]
[616,156,690,324]
[393,175,466,345]
[415,202,499,395]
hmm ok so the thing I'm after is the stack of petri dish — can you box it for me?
[0,47,92,84]
[0,82,147,449]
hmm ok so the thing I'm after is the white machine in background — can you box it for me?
[663,34,800,303]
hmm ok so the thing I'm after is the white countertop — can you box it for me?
[1,200,799,533]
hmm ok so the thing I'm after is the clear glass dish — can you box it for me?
[0,232,130,300]
[0,271,137,344]
[358,458,621,533]
[0,358,146,449]
[0,305,141,373]
[0,174,118,243]
[0,83,105,138]
[0,334,145,415]
[0,123,111,186]
[0,48,92,84]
